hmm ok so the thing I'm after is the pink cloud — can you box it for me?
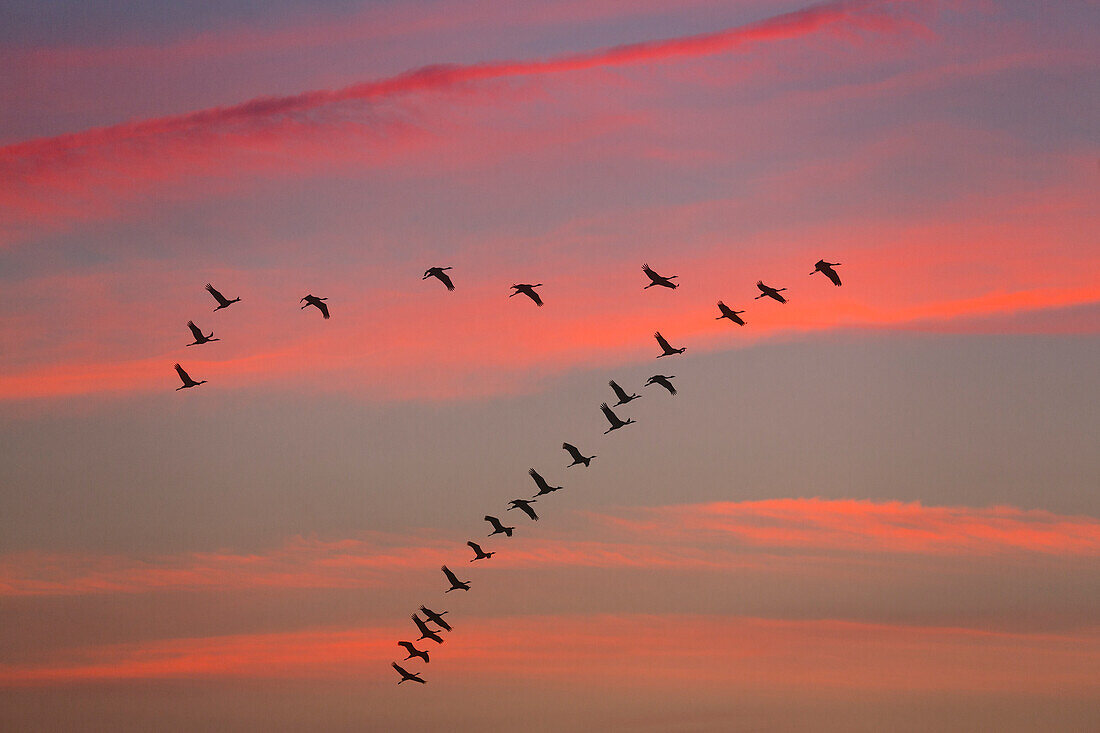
[0,0,912,235]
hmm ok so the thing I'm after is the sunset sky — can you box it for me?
[1,0,1098,730]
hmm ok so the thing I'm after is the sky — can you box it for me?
[1,0,1098,730]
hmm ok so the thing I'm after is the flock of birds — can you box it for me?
[172,261,842,391]
[170,259,844,686]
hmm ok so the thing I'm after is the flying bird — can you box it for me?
[392,662,426,684]
[509,283,544,306]
[646,374,677,395]
[642,263,678,289]
[418,605,451,632]
[528,468,562,497]
[423,266,455,291]
[609,379,640,406]
[484,515,514,537]
[173,363,206,391]
[205,283,240,311]
[654,331,686,357]
[508,499,539,521]
[467,541,494,562]
[811,260,843,286]
[715,302,746,325]
[412,614,444,644]
[600,402,634,434]
[186,320,219,346]
[755,281,787,303]
[562,442,594,468]
[398,641,430,664]
[300,294,330,319]
[441,565,470,592]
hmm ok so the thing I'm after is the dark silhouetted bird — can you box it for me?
[484,515,514,537]
[609,379,640,406]
[811,260,842,286]
[186,321,219,346]
[441,565,470,592]
[647,374,677,395]
[716,302,746,325]
[423,266,455,291]
[412,614,444,644]
[642,263,678,289]
[398,641,429,663]
[755,281,787,303]
[174,364,206,391]
[300,294,330,319]
[392,662,426,684]
[655,331,685,357]
[528,468,562,497]
[562,442,594,468]
[600,402,634,434]
[419,605,451,632]
[467,541,494,562]
[205,283,240,311]
[508,499,539,521]
[509,283,543,306]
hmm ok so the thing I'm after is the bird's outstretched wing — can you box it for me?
[600,402,615,421]
[528,289,543,307]
[187,321,203,339]
[441,565,459,583]
[609,380,628,401]
[824,267,842,286]
[317,301,330,319]
[467,541,481,554]
[205,283,228,305]
[174,364,189,382]
[528,468,546,489]
[642,263,658,280]
[562,443,580,458]
[437,271,455,291]
[654,332,672,350]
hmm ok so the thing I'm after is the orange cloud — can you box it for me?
[3,614,1097,694]
[600,498,1100,556]
[3,500,1096,597]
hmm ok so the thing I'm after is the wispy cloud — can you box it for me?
[3,499,1096,597]
[3,614,1097,692]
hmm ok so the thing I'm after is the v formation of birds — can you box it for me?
[172,260,843,684]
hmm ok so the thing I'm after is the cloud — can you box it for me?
[0,1,911,234]
[3,499,1096,597]
[2,614,1097,693]
[598,498,1100,556]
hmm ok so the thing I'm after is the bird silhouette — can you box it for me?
[755,281,787,303]
[646,374,677,395]
[642,263,678,289]
[609,379,640,406]
[300,294,330,319]
[508,499,539,521]
[811,260,842,286]
[562,442,594,468]
[484,515,514,537]
[205,283,240,311]
[392,662,426,684]
[467,541,494,562]
[441,565,470,592]
[398,641,430,663]
[528,468,562,497]
[715,302,746,325]
[186,321,219,346]
[412,614,444,644]
[509,283,544,306]
[654,331,686,357]
[423,266,455,291]
[174,363,206,390]
[419,605,451,632]
[600,402,635,434]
